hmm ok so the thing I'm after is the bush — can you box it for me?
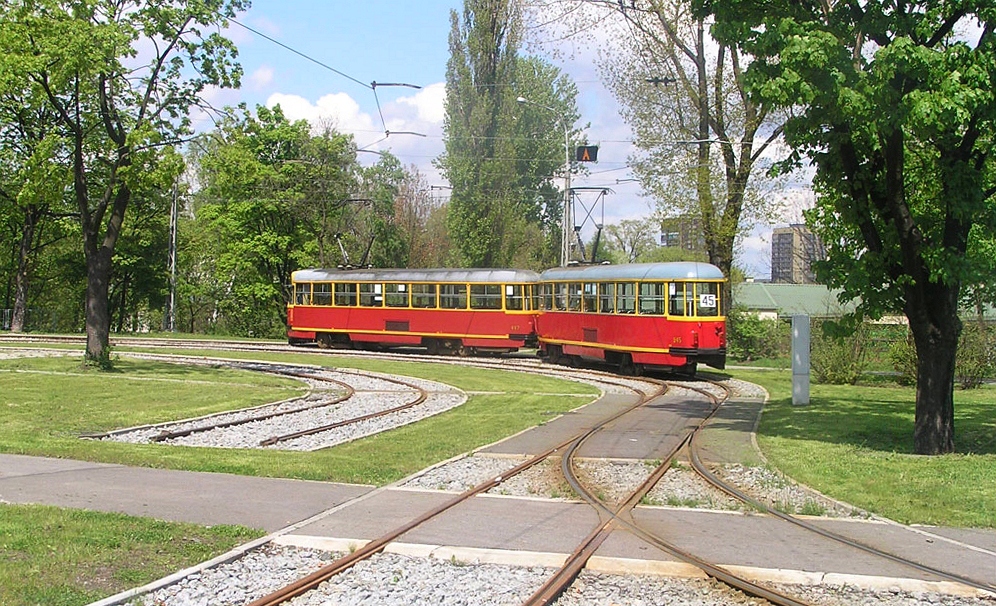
[887,322,995,389]
[811,320,868,385]
[726,306,788,362]
[957,322,996,389]
[889,330,917,386]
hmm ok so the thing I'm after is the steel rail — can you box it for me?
[150,372,356,443]
[244,377,665,606]
[525,378,814,606]
[259,373,429,447]
[688,427,996,594]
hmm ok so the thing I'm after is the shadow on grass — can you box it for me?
[761,392,995,456]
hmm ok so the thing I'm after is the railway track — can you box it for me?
[523,377,812,606]
[243,372,669,606]
[2,336,993,605]
[88,357,448,452]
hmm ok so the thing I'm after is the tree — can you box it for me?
[526,0,784,299]
[194,105,355,336]
[601,218,660,263]
[0,55,72,333]
[391,167,447,268]
[1,0,247,365]
[703,0,996,454]
[439,0,582,268]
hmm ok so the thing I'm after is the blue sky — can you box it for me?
[207,0,780,276]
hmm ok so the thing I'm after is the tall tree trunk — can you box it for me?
[11,206,41,333]
[84,239,113,364]
[82,180,130,366]
[906,286,960,454]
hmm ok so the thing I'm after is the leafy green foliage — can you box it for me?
[811,321,868,385]
[0,0,248,361]
[439,2,581,268]
[726,306,788,362]
[889,332,918,387]
[704,0,996,454]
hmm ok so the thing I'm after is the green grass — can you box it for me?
[729,368,996,528]
[0,349,596,483]
[0,346,598,606]
[0,503,262,606]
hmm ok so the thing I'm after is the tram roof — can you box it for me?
[540,262,725,282]
[292,267,542,283]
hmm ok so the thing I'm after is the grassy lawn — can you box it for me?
[0,348,596,482]
[729,368,996,528]
[0,504,262,606]
[2,340,992,605]
[0,346,597,606]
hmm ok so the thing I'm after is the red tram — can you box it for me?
[287,268,540,354]
[536,262,726,375]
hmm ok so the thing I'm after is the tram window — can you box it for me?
[412,284,437,308]
[582,283,598,313]
[470,284,502,309]
[295,283,311,305]
[567,283,582,311]
[505,284,526,310]
[539,283,552,310]
[696,282,720,317]
[669,283,686,317]
[598,283,614,313]
[616,282,636,314]
[639,282,666,315]
[554,283,567,311]
[385,283,409,307]
[440,284,468,309]
[359,283,383,307]
[530,284,541,311]
[334,283,357,307]
[314,283,331,306]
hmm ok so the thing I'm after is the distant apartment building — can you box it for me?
[771,224,825,284]
[659,215,705,253]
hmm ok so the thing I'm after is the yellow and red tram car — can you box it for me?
[536,262,727,375]
[287,268,541,354]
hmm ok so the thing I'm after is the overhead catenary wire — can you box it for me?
[227,17,422,141]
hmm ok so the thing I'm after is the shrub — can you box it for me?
[957,322,996,389]
[889,330,917,386]
[811,320,868,385]
[726,306,788,362]
[887,322,995,389]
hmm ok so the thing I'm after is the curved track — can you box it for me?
[244,373,667,606]
[2,335,992,603]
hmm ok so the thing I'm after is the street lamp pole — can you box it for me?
[517,96,571,266]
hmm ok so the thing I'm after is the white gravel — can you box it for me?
[129,543,338,606]
[99,366,467,451]
[717,464,869,518]
[285,551,551,606]
[126,543,996,606]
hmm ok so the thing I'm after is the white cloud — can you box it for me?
[247,66,275,91]
[396,82,446,124]
[266,91,379,142]
[737,230,772,279]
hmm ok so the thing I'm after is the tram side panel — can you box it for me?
[537,312,695,368]
[289,302,537,351]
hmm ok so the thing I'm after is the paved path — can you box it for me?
[2,377,994,599]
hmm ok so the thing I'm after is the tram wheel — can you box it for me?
[546,345,563,365]
[619,353,638,376]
